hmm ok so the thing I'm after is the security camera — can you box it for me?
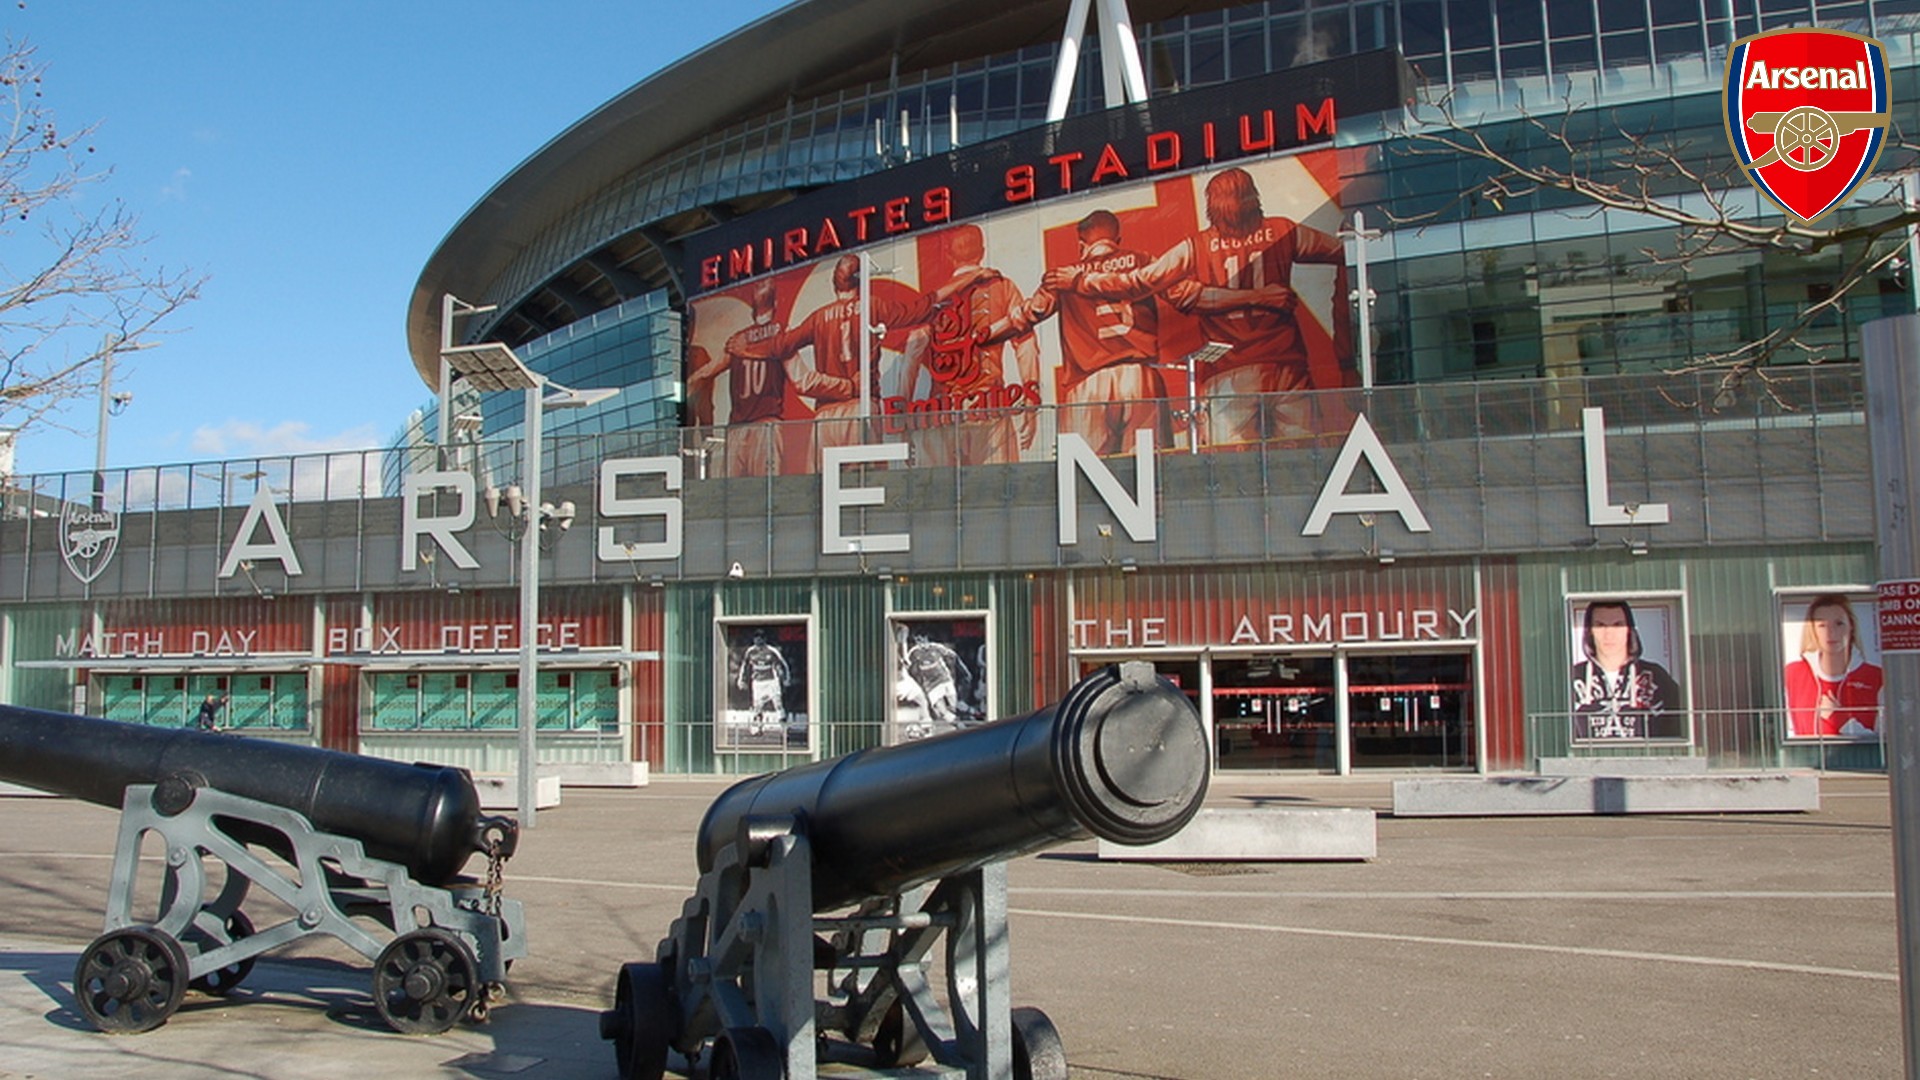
[728,562,746,579]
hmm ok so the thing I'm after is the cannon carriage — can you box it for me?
[0,705,526,1035]
[600,661,1209,1079]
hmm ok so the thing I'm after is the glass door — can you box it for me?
[1212,655,1337,771]
[1345,652,1475,770]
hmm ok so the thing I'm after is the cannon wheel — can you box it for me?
[73,926,190,1034]
[372,928,480,1034]
[1012,1006,1068,1080]
[186,909,256,995]
[710,1025,783,1080]
[603,961,676,1080]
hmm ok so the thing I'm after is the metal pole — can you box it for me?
[1863,313,1920,1080]
[1186,350,1200,455]
[1345,211,1379,390]
[1904,173,1920,314]
[93,347,114,511]
[859,253,873,425]
[517,384,544,828]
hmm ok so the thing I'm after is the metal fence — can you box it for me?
[1527,709,1887,773]
[2,365,1867,515]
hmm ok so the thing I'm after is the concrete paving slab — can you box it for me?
[0,772,1900,1079]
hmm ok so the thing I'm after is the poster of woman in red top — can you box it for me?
[1781,591,1883,739]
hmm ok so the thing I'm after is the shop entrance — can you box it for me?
[1077,650,1476,774]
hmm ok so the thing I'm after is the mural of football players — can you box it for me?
[976,209,1166,456]
[1042,165,1350,446]
[897,224,1041,466]
[775,254,999,470]
[686,278,857,477]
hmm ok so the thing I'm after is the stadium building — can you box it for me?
[0,0,1912,782]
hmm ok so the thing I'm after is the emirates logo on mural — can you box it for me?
[1724,27,1890,223]
[60,503,120,584]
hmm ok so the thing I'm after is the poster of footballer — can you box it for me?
[684,147,1355,477]
[716,618,811,752]
[887,615,989,745]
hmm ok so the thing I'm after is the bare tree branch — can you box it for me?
[0,38,203,443]
[1389,86,1915,401]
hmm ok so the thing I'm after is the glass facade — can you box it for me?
[423,1,1920,460]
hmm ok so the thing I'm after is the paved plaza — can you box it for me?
[0,771,1902,1078]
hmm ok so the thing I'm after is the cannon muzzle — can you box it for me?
[0,704,509,887]
[696,660,1207,910]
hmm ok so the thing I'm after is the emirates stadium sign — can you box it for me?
[1724,27,1890,224]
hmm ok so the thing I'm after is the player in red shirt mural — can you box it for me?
[1043,165,1350,447]
[776,253,1001,470]
[897,225,1042,465]
[686,278,856,477]
[975,209,1165,457]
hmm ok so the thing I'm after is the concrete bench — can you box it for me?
[1392,772,1819,817]
[1097,806,1376,861]
[1535,756,1710,776]
[472,772,563,811]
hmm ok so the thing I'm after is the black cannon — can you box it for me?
[0,705,526,1035]
[601,661,1209,1080]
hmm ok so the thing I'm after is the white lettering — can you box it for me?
[822,443,911,555]
[1058,430,1157,544]
[1302,415,1432,535]
[598,456,683,562]
[403,471,480,571]
[218,486,305,578]
[1583,407,1671,526]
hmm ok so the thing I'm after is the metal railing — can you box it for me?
[1527,709,1887,773]
[1,365,1867,517]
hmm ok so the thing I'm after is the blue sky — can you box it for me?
[11,0,787,478]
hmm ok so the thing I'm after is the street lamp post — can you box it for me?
[92,345,134,511]
[439,296,616,828]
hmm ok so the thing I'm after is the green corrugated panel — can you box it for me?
[663,585,718,774]
[8,604,81,711]
[1518,543,1878,767]
[815,578,887,760]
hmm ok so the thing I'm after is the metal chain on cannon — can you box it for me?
[472,815,519,1020]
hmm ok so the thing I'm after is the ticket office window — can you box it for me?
[367,669,618,731]
[98,673,308,730]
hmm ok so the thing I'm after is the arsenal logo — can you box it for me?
[60,503,120,585]
[1725,28,1889,224]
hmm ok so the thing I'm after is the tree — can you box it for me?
[1389,83,1919,410]
[0,37,202,440]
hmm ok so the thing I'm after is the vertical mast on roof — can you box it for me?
[1047,0,1148,123]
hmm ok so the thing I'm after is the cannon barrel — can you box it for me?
[697,662,1207,910]
[0,704,503,887]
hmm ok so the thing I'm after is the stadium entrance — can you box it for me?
[1210,650,1474,773]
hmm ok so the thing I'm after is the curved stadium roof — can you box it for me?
[405,0,1250,389]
